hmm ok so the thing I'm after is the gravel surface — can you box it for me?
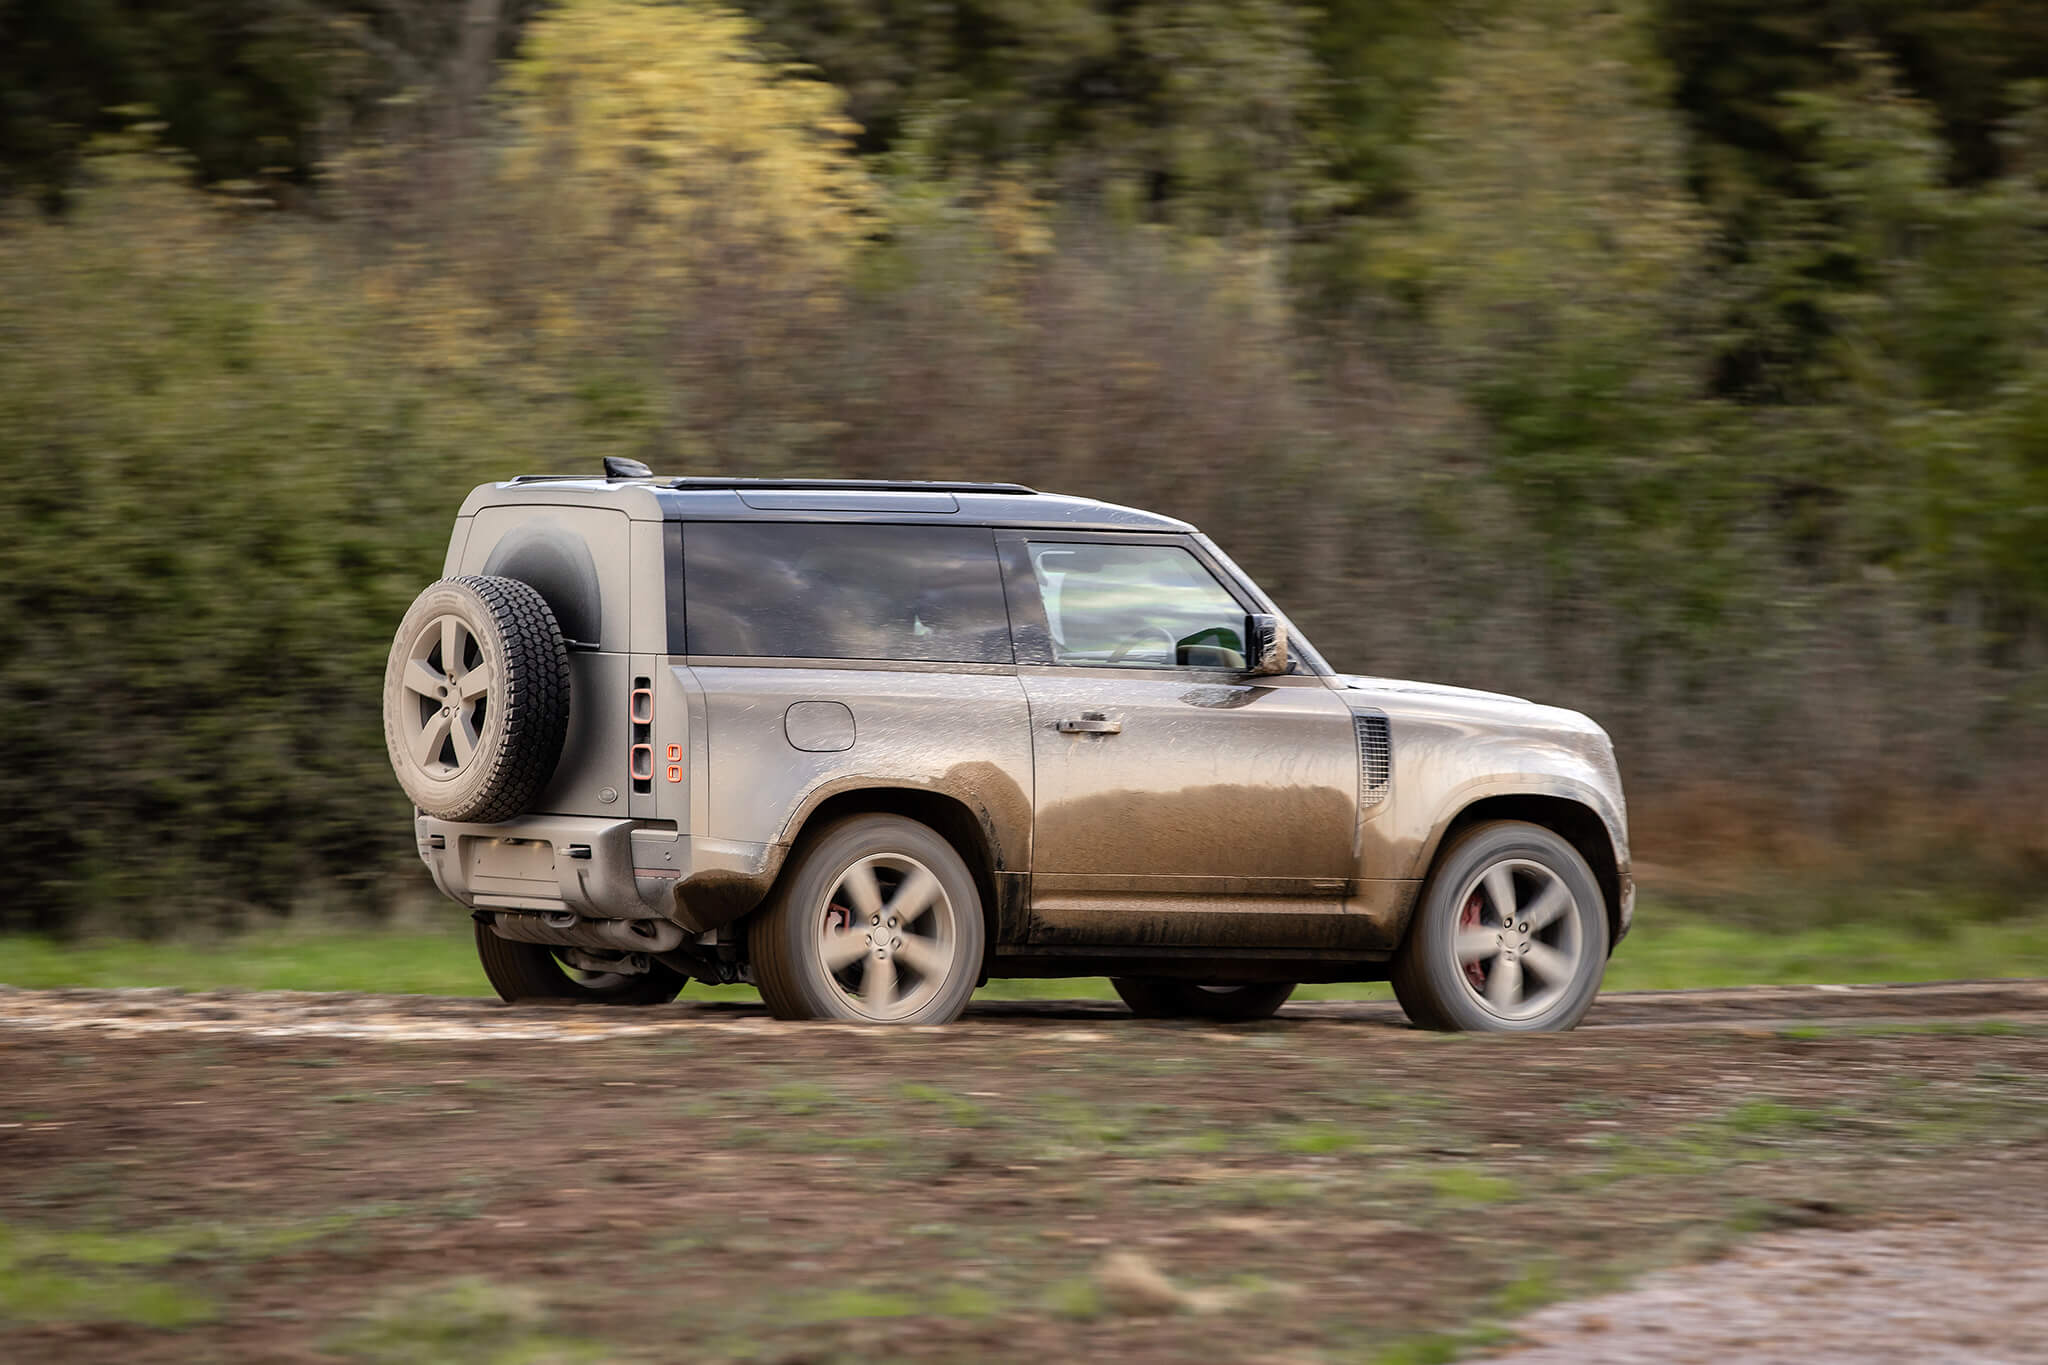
[1497,1220,2048,1363]
[0,979,2043,1043]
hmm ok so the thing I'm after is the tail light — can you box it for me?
[630,677,653,793]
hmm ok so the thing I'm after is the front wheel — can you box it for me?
[1111,979,1296,1021]
[750,814,986,1024]
[1391,821,1609,1032]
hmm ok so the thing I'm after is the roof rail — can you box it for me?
[504,475,1038,494]
[667,477,1038,495]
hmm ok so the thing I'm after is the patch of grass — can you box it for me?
[327,1277,600,1365]
[1276,1122,1363,1155]
[1293,981,1397,1003]
[0,1222,192,1268]
[930,1283,999,1318]
[0,918,1125,1001]
[0,1267,215,1328]
[1601,902,2048,990]
[786,1281,999,1323]
[1589,1135,1700,1181]
[4,894,2045,998]
[1426,1166,1516,1206]
[1850,1019,2048,1039]
[1761,1018,2048,1042]
[1043,1277,1105,1321]
[0,1218,261,1328]
[1712,1099,1836,1136]
[0,1208,407,1276]
[1025,1096,1142,1151]
[1493,1263,1559,1316]
[800,1288,921,1321]
[971,975,1122,1001]
[0,920,494,996]
[764,1125,896,1157]
[895,1082,992,1127]
[764,1080,840,1116]
[1215,1176,1325,1209]
[1364,1330,1473,1365]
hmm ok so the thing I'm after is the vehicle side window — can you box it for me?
[1025,542,1246,668]
[683,523,1013,663]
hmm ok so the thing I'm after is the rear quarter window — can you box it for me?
[680,522,1013,664]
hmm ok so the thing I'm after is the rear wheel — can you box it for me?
[1392,821,1608,1032]
[750,815,985,1024]
[1111,979,1296,1022]
[473,921,685,1006]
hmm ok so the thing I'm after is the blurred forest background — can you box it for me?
[2,0,2046,936]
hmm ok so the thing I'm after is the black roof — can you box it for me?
[489,475,1194,533]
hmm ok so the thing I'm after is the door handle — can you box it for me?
[1057,713,1122,735]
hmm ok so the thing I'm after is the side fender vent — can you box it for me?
[1353,711,1392,810]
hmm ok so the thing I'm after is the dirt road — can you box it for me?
[4,977,2044,1044]
[2,982,2044,1363]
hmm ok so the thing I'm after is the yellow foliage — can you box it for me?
[982,176,1053,260]
[499,0,875,283]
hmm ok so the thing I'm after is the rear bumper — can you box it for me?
[414,814,780,932]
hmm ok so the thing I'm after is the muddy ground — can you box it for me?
[2,986,2046,1363]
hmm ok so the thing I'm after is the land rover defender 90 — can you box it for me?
[384,466,1631,1030]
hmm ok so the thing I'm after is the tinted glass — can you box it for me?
[1026,542,1246,668]
[683,523,1013,663]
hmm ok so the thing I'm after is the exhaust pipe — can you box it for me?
[484,911,686,954]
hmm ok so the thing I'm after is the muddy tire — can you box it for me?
[472,921,686,1005]
[383,576,571,824]
[1392,821,1608,1033]
[750,815,985,1025]
[1111,979,1296,1022]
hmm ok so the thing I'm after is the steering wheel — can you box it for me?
[1106,624,1179,665]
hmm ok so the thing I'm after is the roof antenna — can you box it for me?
[603,457,653,480]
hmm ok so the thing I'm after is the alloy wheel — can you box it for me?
[400,615,495,777]
[1448,858,1586,1022]
[816,853,959,1021]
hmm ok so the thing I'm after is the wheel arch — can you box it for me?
[1417,794,1624,951]
[763,785,1005,954]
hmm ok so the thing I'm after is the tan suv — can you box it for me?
[384,465,1632,1031]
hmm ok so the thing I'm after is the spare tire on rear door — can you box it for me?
[383,575,572,824]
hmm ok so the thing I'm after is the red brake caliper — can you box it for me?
[1460,891,1487,990]
[826,902,852,972]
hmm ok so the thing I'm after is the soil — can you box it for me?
[1,984,2045,1363]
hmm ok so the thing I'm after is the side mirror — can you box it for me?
[1246,614,1288,675]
